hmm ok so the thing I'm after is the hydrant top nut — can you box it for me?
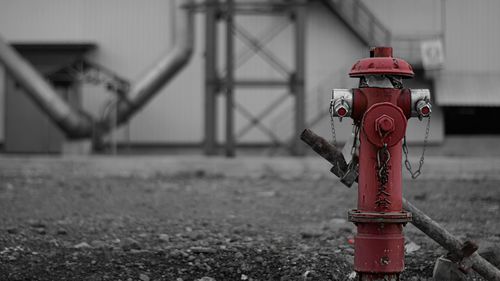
[376,115,395,135]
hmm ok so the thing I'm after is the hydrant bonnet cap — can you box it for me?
[349,47,414,78]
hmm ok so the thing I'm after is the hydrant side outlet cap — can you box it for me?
[349,47,414,78]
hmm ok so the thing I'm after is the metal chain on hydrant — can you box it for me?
[376,143,391,209]
[329,97,337,147]
[403,116,431,179]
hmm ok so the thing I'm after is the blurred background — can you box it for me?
[0,0,498,156]
[1,2,500,280]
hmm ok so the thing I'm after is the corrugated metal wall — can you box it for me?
[445,0,500,73]
[362,0,500,106]
[0,0,453,145]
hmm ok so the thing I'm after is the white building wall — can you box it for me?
[0,0,371,145]
[1,0,449,146]
[362,0,500,107]
[362,0,500,73]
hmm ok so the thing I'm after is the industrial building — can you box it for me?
[0,0,498,155]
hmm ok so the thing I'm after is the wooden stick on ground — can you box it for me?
[300,128,500,281]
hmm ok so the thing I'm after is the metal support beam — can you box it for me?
[232,80,290,88]
[225,0,235,157]
[233,23,291,77]
[202,0,306,156]
[292,1,307,156]
[204,0,219,155]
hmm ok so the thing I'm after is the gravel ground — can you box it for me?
[0,156,499,280]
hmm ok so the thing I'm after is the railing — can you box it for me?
[323,0,391,46]
[322,0,444,66]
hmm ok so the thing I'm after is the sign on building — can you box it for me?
[420,39,445,70]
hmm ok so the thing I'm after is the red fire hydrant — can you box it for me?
[331,47,431,280]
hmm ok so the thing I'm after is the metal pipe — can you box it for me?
[98,0,195,133]
[292,0,307,156]
[0,35,93,139]
[300,128,500,281]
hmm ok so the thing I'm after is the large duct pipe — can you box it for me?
[0,0,194,141]
[97,0,195,133]
[0,35,94,139]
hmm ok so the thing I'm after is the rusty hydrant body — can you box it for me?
[331,47,431,280]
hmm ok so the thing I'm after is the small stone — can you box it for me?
[139,273,150,281]
[28,219,45,228]
[197,277,216,281]
[433,256,467,281]
[158,233,170,242]
[344,248,355,255]
[235,252,244,259]
[256,191,276,197]
[190,247,216,254]
[74,242,92,249]
[130,249,149,254]
[303,270,316,280]
[188,231,205,241]
[138,233,148,238]
[121,238,141,251]
[344,255,354,266]
[6,227,18,234]
[405,241,421,254]
[300,229,322,239]
[34,228,46,235]
[241,274,248,280]
[347,271,357,280]
[194,169,206,178]
[414,193,427,201]
[90,240,109,249]
[479,242,500,267]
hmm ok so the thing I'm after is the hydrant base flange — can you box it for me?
[348,210,412,224]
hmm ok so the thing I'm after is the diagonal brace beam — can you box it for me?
[235,102,283,146]
[233,22,291,77]
[237,92,289,138]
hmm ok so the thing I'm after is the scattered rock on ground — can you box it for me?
[27,219,46,228]
[197,277,216,281]
[405,241,421,254]
[73,242,92,249]
[121,237,141,251]
[479,242,500,267]
[158,233,170,242]
[139,273,150,281]
[90,240,109,249]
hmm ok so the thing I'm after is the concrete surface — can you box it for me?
[1,154,499,181]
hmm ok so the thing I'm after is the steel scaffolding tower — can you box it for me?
[203,0,307,156]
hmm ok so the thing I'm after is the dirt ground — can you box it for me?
[0,156,499,281]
